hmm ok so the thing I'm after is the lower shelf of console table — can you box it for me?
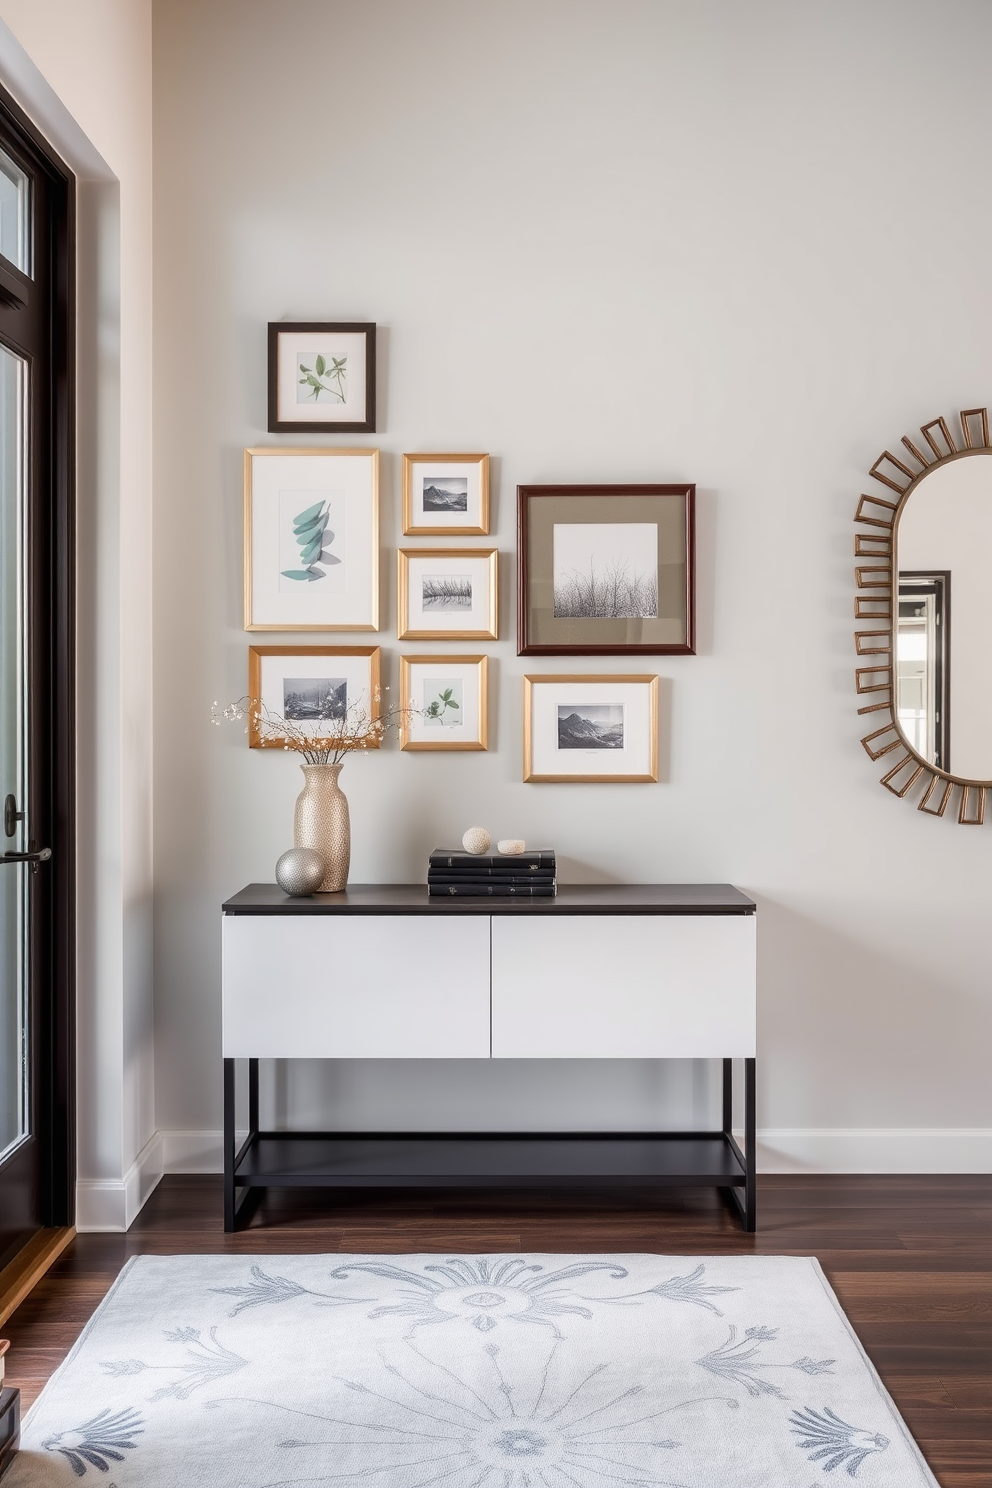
[221,883,758,1233]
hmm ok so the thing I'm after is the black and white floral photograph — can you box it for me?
[403,454,490,535]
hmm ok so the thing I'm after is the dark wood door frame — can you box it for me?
[0,78,75,1264]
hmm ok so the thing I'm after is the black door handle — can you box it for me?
[0,847,51,865]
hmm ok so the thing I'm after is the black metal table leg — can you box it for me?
[722,1057,733,1137]
[743,1056,756,1232]
[249,1058,259,1135]
[223,1057,236,1232]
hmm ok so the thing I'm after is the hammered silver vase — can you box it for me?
[294,762,350,892]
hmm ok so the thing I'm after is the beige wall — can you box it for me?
[150,0,992,1172]
[0,0,156,1225]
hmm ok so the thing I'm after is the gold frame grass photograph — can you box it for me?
[397,547,498,641]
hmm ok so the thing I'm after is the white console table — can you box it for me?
[221,883,757,1230]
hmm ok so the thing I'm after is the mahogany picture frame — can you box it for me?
[517,483,696,655]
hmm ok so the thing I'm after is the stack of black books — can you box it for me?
[428,849,556,897]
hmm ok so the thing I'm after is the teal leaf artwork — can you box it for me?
[297,352,347,404]
[281,500,340,583]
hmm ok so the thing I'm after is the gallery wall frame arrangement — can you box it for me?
[397,547,498,641]
[244,448,379,632]
[402,453,490,536]
[399,655,489,751]
[246,646,382,750]
[267,321,376,433]
[523,674,659,782]
[517,483,695,655]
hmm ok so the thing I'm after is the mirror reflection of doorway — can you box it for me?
[897,573,949,772]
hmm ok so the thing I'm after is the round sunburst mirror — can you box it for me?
[855,408,992,825]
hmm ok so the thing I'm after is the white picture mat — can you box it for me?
[276,330,368,423]
[530,679,654,776]
[405,553,493,632]
[404,661,483,743]
[408,459,483,529]
[257,652,375,737]
[248,453,377,628]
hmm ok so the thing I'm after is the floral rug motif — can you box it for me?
[8,1252,937,1485]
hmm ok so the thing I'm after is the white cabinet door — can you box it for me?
[223,915,490,1058]
[491,915,755,1058]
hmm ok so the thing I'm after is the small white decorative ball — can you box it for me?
[276,847,326,896]
[497,839,526,855]
[461,826,491,855]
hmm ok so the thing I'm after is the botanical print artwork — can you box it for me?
[557,702,625,749]
[422,476,468,513]
[422,573,472,610]
[423,678,462,727]
[278,492,344,589]
[282,676,346,722]
[10,1253,936,1488]
[553,521,659,618]
[296,351,347,404]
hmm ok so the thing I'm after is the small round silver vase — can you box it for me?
[276,846,326,897]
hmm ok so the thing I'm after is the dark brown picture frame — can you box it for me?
[267,321,376,433]
[517,483,696,655]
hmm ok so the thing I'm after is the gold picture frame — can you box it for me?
[402,453,490,536]
[244,447,379,631]
[523,674,659,782]
[247,645,381,749]
[399,655,489,751]
[397,547,498,640]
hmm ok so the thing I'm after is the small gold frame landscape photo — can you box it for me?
[402,453,490,536]
[523,674,659,782]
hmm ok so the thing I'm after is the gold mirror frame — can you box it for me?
[855,407,991,825]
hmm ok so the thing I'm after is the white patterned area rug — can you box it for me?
[8,1253,937,1487]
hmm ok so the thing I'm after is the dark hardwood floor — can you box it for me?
[3,1174,990,1486]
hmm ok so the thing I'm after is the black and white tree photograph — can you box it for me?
[421,477,468,513]
[557,704,625,750]
[552,521,659,619]
[283,676,347,721]
[422,574,473,611]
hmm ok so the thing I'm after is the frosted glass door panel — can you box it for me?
[491,915,755,1059]
[223,914,491,1058]
[0,343,27,1159]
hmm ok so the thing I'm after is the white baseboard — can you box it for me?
[158,1127,992,1177]
[756,1127,992,1174]
[161,1128,247,1173]
[75,1130,164,1232]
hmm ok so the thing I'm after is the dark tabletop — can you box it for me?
[222,883,756,915]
